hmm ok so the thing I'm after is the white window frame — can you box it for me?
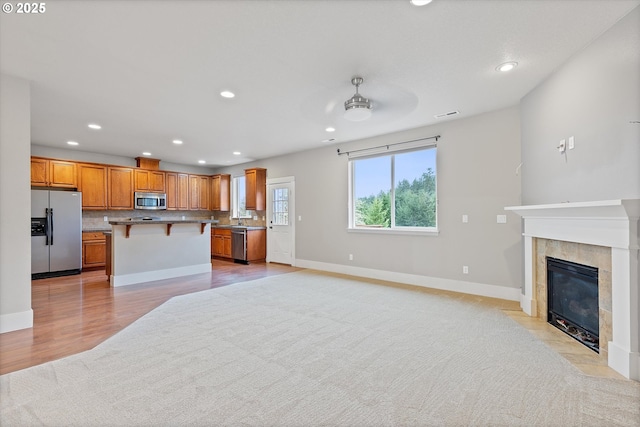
[231,175,252,219]
[347,144,438,236]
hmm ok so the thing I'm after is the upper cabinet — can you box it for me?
[245,168,266,211]
[166,172,189,210]
[31,158,77,188]
[199,176,210,211]
[189,174,200,211]
[77,163,108,210]
[134,169,165,193]
[211,174,230,211]
[108,167,134,209]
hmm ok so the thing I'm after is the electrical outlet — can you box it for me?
[463,266,469,274]
[497,215,507,224]
[298,215,302,221]
[568,136,575,150]
[253,215,258,220]
[349,254,353,261]
[103,216,108,222]
[462,214,468,223]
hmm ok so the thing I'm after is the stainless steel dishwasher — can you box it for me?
[231,229,247,263]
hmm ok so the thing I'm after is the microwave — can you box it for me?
[134,192,167,210]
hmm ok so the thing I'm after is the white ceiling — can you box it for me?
[1,0,638,167]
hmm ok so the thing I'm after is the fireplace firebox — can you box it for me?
[547,257,599,352]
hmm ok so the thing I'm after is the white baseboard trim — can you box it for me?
[296,259,521,302]
[520,294,537,316]
[110,263,212,287]
[0,309,33,334]
[608,342,640,381]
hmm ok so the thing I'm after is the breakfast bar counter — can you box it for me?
[108,219,214,287]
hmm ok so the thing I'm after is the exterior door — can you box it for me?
[266,177,294,265]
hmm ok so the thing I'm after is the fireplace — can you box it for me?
[505,199,640,380]
[547,257,599,352]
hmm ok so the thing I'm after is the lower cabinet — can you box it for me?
[211,228,232,259]
[82,231,106,269]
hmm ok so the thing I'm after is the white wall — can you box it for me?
[0,74,33,333]
[521,6,640,205]
[217,107,523,297]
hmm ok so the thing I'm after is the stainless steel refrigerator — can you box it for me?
[31,189,82,278]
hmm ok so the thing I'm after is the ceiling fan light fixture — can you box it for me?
[344,77,372,122]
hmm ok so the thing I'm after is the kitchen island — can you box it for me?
[108,219,214,287]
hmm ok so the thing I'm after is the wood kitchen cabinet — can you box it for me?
[211,174,230,211]
[134,169,165,193]
[77,163,108,209]
[211,228,232,258]
[166,172,189,210]
[246,229,266,262]
[245,168,266,211]
[108,167,134,209]
[199,176,210,210]
[31,157,77,188]
[82,231,106,269]
[189,175,200,210]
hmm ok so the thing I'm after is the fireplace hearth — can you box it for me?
[547,257,599,352]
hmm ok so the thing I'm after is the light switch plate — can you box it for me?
[462,214,468,223]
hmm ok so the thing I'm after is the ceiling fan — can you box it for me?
[343,76,373,121]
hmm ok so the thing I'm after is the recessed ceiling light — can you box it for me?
[496,62,518,72]
[325,127,336,132]
[87,123,101,130]
[198,160,206,164]
[142,152,152,156]
[67,141,79,146]
[172,139,183,145]
[233,151,241,155]
[410,0,432,6]
[220,91,235,98]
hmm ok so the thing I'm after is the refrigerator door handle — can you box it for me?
[45,208,50,245]
[49,208,54,245]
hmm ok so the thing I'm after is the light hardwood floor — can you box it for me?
[0,260,300,375]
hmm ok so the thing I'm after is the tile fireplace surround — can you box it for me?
[506,200,640,381]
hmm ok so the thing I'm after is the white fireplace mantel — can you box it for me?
[505,199,640,381]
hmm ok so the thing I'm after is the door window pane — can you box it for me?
[272,187,289,225]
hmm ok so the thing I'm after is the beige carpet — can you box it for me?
[2,270,639,426]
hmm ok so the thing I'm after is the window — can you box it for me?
[349,146,437,231]
[271,187,289,225]
[232,176,251,219]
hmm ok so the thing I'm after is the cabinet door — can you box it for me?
[246,229,266,262]
[245,168,266,211]
[78,164,108,209]
[134,169,150,191]
[223,235,232,258]
[189,175,200,210]
[108,167,134,209]
[212,234,224,256]
[83,240,106,268]
[150,171,165,192]
[30,158,49,186]
[177,173,189,210]
[49,161,77,188]
[199,176,210,210]
[166,172,178,210]
[211,174,231,211]
[211,175,220,211]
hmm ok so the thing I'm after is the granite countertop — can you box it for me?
[212,225,267,230]
[83,227,111,232]
[109,219,216,225]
